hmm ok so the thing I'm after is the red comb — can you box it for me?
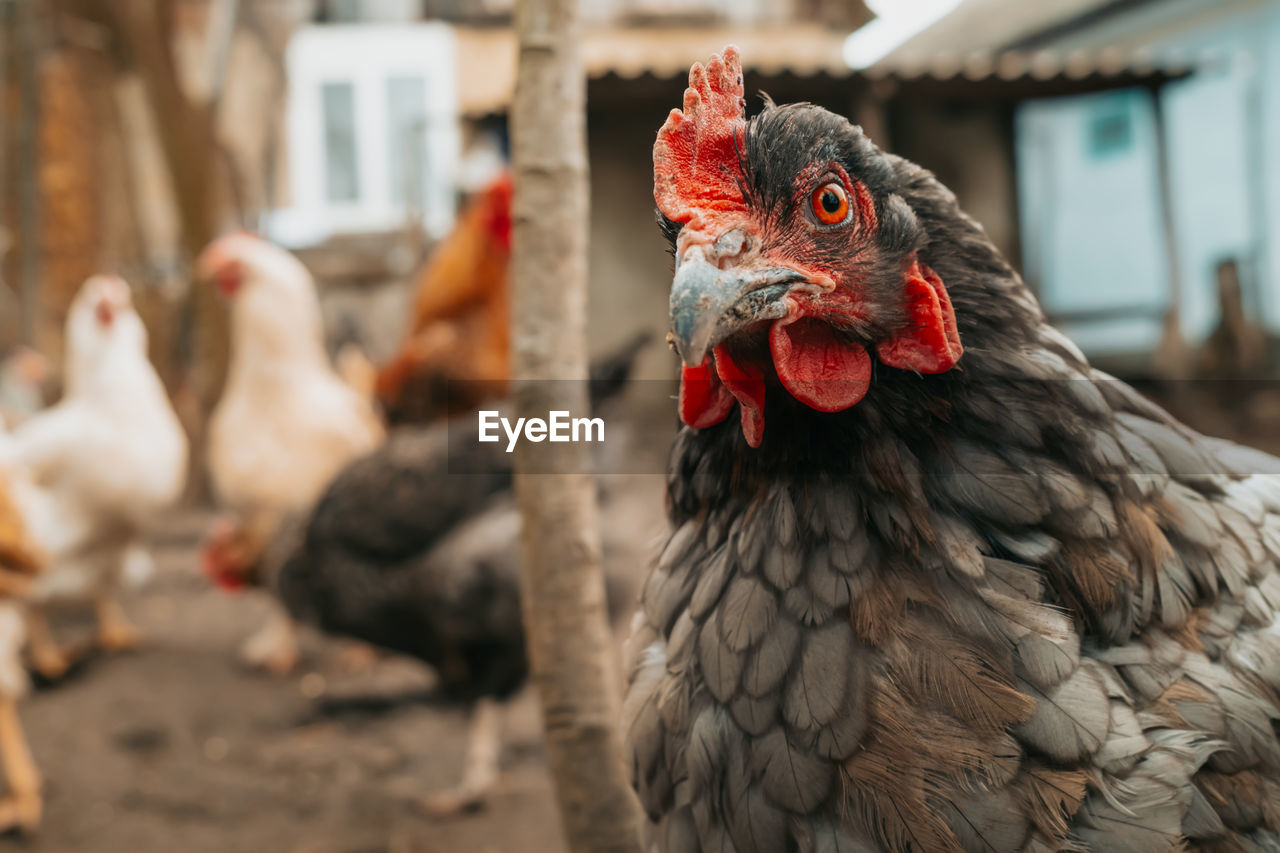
[480,171,514,252]
[653,46,748,235]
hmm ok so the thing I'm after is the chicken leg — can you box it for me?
[418,697,503,817]
[0,696,41,834]
[94,595,141,651]
[24,610,69,682]
[240,601,299,675]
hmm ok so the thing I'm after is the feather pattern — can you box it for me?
[627,71,1280,852]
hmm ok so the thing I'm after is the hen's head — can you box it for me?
[196,232,324,361]
[66,275,147,383]
[660,47,973,448]
[196,231,313,299]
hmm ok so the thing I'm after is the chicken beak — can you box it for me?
[669,246,804,367]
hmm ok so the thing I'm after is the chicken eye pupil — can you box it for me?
[821,191,842,214]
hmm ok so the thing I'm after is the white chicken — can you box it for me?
[196,233,383,673]
[5,275,188,677]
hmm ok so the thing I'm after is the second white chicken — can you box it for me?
[197,233,383,673]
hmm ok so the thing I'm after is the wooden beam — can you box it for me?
[15,0,41,346]
[509,0,643,848]
[1149,83,1190,379]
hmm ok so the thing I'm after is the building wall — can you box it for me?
[1014,0,1280,358]
[1264,3,1280,332]
[585,108,680,381]
[892,103,1021,270]
[1015,88,1170,355]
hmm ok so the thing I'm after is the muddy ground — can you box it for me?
[12,484,664,853]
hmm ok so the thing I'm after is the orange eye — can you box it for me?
[811,182,850,225]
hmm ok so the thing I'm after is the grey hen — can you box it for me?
[624,46,1280,853]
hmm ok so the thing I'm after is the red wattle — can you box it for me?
[94,300,115,328]
[678,357,735,429]
[875,260,963,374]
[215,267,241,298]
[200,543,246,593]
[713,345,766,448]
[769,316,871,412]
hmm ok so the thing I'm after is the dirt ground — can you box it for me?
[11,493,664,853]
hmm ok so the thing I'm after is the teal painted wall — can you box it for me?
[1014,0,1280,355]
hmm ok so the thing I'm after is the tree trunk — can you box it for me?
[34,49,106,370]
[104,0,229,370]
[508,0,642,851]
[101,0,238,499]
[13,0,43,350]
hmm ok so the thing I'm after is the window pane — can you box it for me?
[1087,95,1134,160]
[387,76,428,207]
[322,82,360,203]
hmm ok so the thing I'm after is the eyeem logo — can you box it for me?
[478,410,605,453]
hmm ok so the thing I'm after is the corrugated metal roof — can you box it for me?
[866,45,1192,82]
[870,0,1120,66]
[868,0,1250,73]
[456,25,851,115]
[455,24,1194,116]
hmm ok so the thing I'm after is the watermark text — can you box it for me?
[478,410,605,452]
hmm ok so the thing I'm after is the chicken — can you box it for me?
[375,172,512,424]
[197,232,384,673]
[5,276,187,678]
[0,347,48,428]
[624,47,1280,853]
[257,334,651,814]
[0,458,44,834]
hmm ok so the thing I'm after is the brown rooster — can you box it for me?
[375,172,513,424]
[625,47,1280,852]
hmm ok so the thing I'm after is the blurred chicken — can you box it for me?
[375,172,512,424]
[197,233,384,673]
[0,347,48,429]
[5,276,187,679]
[0,450,44,834]
[222,334,653,813]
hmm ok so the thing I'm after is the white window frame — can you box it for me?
[285,23,460,238]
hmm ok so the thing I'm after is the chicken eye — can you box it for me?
[810,182,850,226]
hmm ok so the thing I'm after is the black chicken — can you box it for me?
[624,47,1280,852]
[270,334,652,814]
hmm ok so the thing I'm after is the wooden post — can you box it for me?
[0,0,9,342]
[852,78,892,150]
[15,0,41,347]
[1149,83,1190,381]
[101,0,240,499]
[509,0,643,850]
